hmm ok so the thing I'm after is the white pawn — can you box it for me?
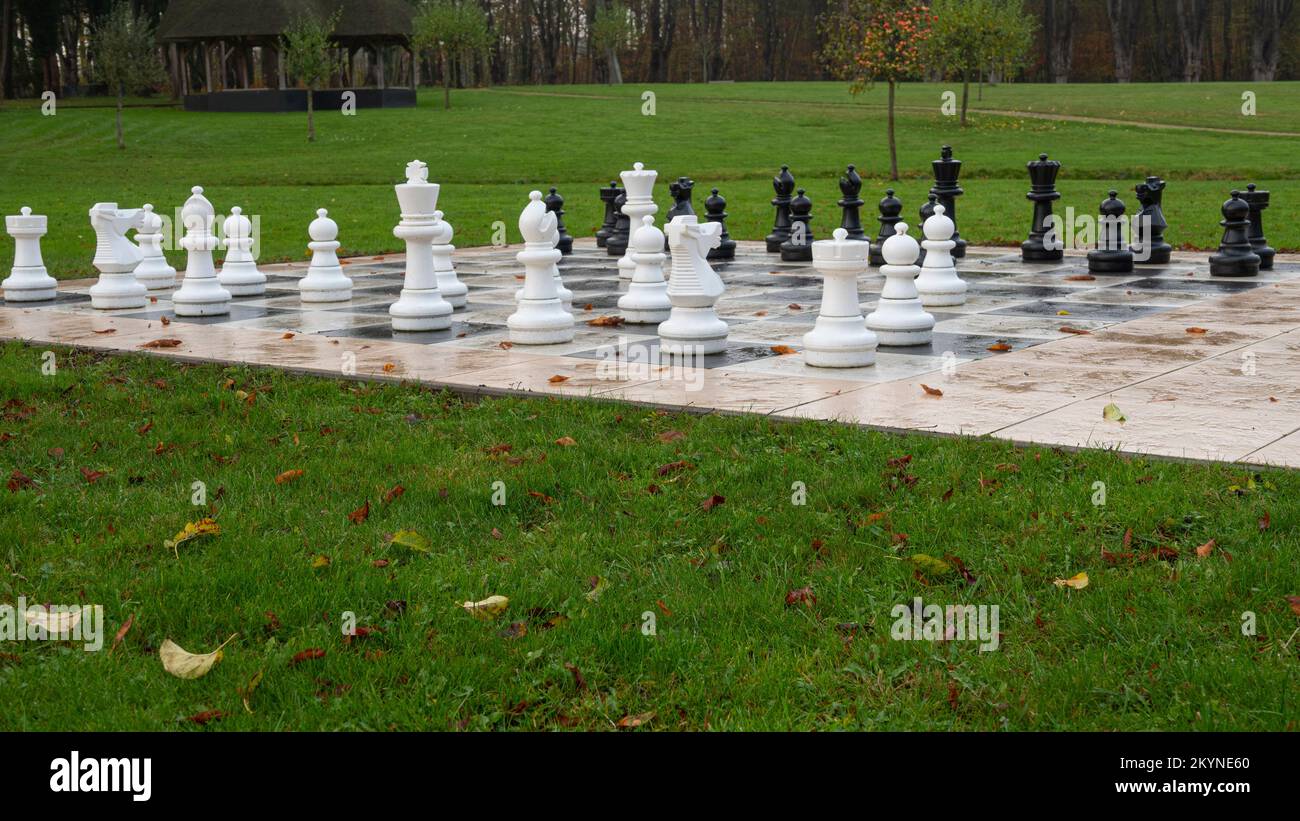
[916,204,967,307]
[430,210,468,309]
[619,215,671,324]
[390,159,453,331]
[659,215,728,356]
[866,222,934,346]
[299,208,353,303]
[803,227,877,368]
[3,207,57,302]
[217,206,266,296]
[172,187,232,316]
[87,202,147,309]
[507,190,574,345]
[548,218,573,311]
[132,204,177,291]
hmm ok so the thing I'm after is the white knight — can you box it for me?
[659,215,727,356]
[87,202,147,309]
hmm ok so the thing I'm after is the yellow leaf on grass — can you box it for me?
[311,554,331,568]
[1102,403,1127,423]
[159,634,237,679]
[240,670,264,713]
[390,529,432,552]
[1053,572,1089,590]
[908,554,952,577]
[165,517,221,557]
[461,595,509,620]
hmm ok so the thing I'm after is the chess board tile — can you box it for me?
[322,321,501,345]
[719,349,961,384]
[567,336,781,369]
[931,312,1110,340]
[990,300,1166,322]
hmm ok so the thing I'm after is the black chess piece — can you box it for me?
[916,193,938,265]
[766,164,796,252]
[605,191,631,257]
[1022,153,1064,262]
[1241,183,1275,270]
[869,188,903,267]
[544,187,573,255]
[1131,176,1171,265]
[780,189,815,262]
[667,177,696,220]
[930,144,966,258]
[704,187,736,261]
[595,181,620,248]
[837,164,867,241]
[1209,190,1261,277]
[1087,190,1134,274]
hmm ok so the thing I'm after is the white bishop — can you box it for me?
[507,191,574,344]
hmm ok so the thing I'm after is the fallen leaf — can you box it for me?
[987,342,1012,352]
[282,332,295,340]
[1064,274,1096,281]
[141,338,183,349]
[240,670,264,713]
[80,466,106,483]
[390,529,431,552]
[657,430,685,443]
[586,576,609,602]
[701,494,725,511]
[347,500,370,524]
[275,469,304,485]
[497,341,513,349]
[289,648,326,666]
[382,362,396,373]
[159,634,237,679]
[7,470,33,493]
[555,436,578,446]
[1258,511,1271,531]
[1195,539,1215,558]
[548,374,570,384]
[587,315,624,327]
[1287,596,1300,617]
[1058,325,1090,335]
[164,517,221,557]
[24,606,83,634]
[1053,572,1089,590]
[785,586,816,607]
[110,614,134,654]
[908,554,952,577]
[1056,309,1070,316]
[1102,402,1127,423]
[186,710,226,725]
[617,712,655,729]
[462,595,509,620]
[1185,327,1208,334]
[770,345,796,355]
[311,554,330,568]
[920,383,943,397]
[383,484,405,504]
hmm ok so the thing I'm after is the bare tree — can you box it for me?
[1250,0,1295,80]
[1106,0,1141,82]
[1175,0,1209,81]
[1043,0,1074,82]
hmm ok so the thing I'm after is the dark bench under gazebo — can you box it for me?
[158,0,417,112]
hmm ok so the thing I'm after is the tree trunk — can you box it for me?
[1044,0,1074,82]
[116,84,125,150]
[887,80,898,182]
[960,71,969,126]
[607,47,622,84]
[0,0,11,104]
[1106,0,1139,82]
[307,87,315,142]
[1250,0,1294,81]
[442,46,451,109]
[1175,0,1209,81]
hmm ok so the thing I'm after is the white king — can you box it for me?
[3,206,57,302]
[390,160,453,331]
[659,214,727,356]
[507,190,574,344]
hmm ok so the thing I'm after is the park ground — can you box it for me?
[0,81,1299,278]
[1,81,1298,731]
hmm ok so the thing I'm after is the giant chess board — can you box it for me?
[4,239,1300,468]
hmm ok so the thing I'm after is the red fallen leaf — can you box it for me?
[490,527,503,540]
[941,487,954,501]
[281,332,295,340]
[484,443,513,455]
[920,383,942,396]
[945,554,977,584]
[80,467,106,483]
[498,341,514,349]
[264,611,282,633]
[1034,612,1046,629]
[1185,327,1209,334]
[948,681,960,711]
[347,500,370,524]
[1287,596,1300,617]
[811,538,827,556]
[770,345,796,355]
[787,303,802,310]
[1064,274,1096,281]
[289,648,326,666]
[109,614,134,654]
[583,303,594,311]
[987,342,1013,352]
[141,338,183,348]
[527,489,555,505]
[657,430,685,443]
[1135,474,1154,484]
[1058,325,1090,335]
[886,454,912,468]
[136,420,153,435]
[1150,545,1180,562]
[372,559,390,568]
[547,374,570,384]
[785,586,816,607]
[645,483,661,495]
[383,484,405,504]
[7,470,33,493]
[617,712,655,729]
[186,710,226,725]
[1258,511,1270,531]
[586,315,624,327]
[1195,539,1215,558]
[701,494,725,511]
[656,599,673,617]
[554,436,578,446]
[1123,528,1133,551]
[159,314,169,324]
[564,662,587,691]
[754,310,768,317]
[275,469,304,485]
[92,328,116,335]
[994,462,1020,473]
[656,460,692,476]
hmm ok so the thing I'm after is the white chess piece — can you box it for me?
[548,217,573,310]
[217,206,266,296]
[299,208,353,303]
[659,215,728,356]
[619,215,671,323]
[87,202,147,309]
[430,209,468,309]
[916,204,967,307]
[3,206,57,302]
[390,160,453,331]
[803,227,877,367]
[507,190,574,345]
[866,222,934,346]
[618,162,657,281]
[172,187,232,316]
[132,204,177,291]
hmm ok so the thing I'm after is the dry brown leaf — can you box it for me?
[1058,325,1091,335]
[921,383,943,397]
[141,338,183,349]
[548,374,570,384]
[1195,539,1215,558]
[275,469,304,485]
[554,436,578,446]
[987,342,1012,352]
[770,345,796,355]
[347,500,370,524]
[1185,327,1209,334]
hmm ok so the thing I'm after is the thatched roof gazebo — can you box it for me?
[158,0,417,111]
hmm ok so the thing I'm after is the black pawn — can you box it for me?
[869,188,903,267]
[930,144,966,258]
[595,180,620,248]
[1087,190,1134,274]
[916,193,938,265]
[1241,183,1275,270]
[704,187,736,261]
[780,188,815,262]
[766,164,796,253]
[837,164,867,241]
[1022,153,1064,262]
[1131,176,1171,265]
[1209,191,1261,277]
[544,187,572,255]
[605,191,631,257]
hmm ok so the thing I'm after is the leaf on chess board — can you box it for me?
[498,341,514,349]
[141,338,183,349]
[382,363,396,373]
[160,315,170,325]
[770,345,796,355]
[159,634,236,679]
[275,469,304,485]
[555,436,578,446]
[587,315,624,327]
[1064,274,1095,281]
[281,332,295,340]
[1058,325,1090,335]
[92,328,117,334]
[461,595,509,620]
[987,342,1013,352]
[1056,310,1070,316]
[1053,572,1089,590]
[787,303,802,311]
[754,310,768,317]
[347,500,371,524]
[1102,402,1127,424]
[920,384,943,397]
[1185,326,1209,334]
[548,375,570,384]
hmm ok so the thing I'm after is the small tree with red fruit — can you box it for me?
[823,1,935,181]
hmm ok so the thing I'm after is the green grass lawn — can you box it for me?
[1,341,1297,731]
[1,81,1299,279]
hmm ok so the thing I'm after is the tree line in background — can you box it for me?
[0,0,1297,103]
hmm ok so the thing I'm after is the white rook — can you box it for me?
[3,207,57,302]
[803,227,877,367]
[507,190,574,344]
[172,187,232,316]
[299,208,353,303]
[866,222,934,346]
[390,160,453,331]
[88,202,147,310]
